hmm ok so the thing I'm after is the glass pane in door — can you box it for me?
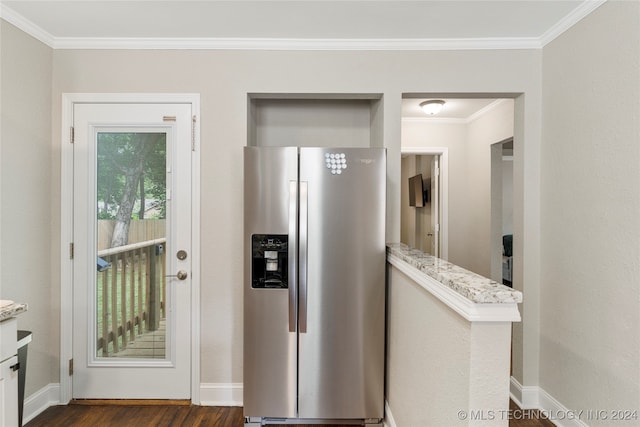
[95,132,167,359]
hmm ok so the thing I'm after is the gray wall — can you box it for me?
[252,98,374,147]
[465,100,514,278]
[0,21,55,396]
[386,265,472,426]
[540,0,640,419]
[49,47,542,390]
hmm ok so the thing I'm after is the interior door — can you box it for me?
[72,103,192,398]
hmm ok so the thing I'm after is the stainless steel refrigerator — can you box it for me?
[244,146,386,426]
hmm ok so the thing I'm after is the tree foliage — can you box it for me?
[97,133,166,247]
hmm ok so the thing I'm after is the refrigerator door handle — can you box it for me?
[288,181,298,333]
[299,181,308,333]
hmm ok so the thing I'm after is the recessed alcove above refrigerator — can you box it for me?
[247,94,383,148]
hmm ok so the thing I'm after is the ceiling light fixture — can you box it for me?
[419,100,445,115]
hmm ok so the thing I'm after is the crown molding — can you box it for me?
[540,0,607,47]
[0,3,55,47]
[465,98,510,122]
[50,36,543,51]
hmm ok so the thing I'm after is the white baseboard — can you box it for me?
[23,383,60,425]
[510,376,539,409]
[199,383,243,406]
[384,400,397,427]
[538,388,588,427]
[510,376,592,427]
[510,376,524,407]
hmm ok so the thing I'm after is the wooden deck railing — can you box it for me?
[96,238,166,356]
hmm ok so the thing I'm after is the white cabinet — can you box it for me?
[0,318,19,427]
[1,355,19,427]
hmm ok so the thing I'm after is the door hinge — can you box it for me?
[69,358,74,375]
[435,223,440,232]
[191,115,197,151]
[70,127,75,144]
[435,166,440,177]
[69,242,74,259]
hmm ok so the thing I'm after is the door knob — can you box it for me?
[167,270,188,280]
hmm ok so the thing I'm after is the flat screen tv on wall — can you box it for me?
[408,174,425,207]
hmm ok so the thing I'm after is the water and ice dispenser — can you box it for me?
[251,234,288,289]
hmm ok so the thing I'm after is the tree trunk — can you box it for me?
[110,169,142,247]
[138,174,146,220]
[102,175,115,217]
[110,134,160,248]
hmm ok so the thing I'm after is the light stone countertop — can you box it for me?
[0,302,28,322]
[387,243,522,304]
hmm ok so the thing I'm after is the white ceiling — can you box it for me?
[0,1,605,50]
[401,98,500,120]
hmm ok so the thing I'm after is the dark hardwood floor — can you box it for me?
[26,400,555,427]
[26,401,243,427]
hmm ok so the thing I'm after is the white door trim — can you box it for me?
[60,93,201,404]
[400,147,449,260]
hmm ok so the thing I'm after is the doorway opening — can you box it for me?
[491,138,514,287]
[400,95,514,276]
[400,93,526,405]
[400,150,448,259]
[60,93,201,404]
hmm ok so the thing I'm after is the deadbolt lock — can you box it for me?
[177,250,188,260]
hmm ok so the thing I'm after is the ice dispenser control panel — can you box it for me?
[251,234,288,289]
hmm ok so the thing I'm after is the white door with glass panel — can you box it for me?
[72,103,192,398]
